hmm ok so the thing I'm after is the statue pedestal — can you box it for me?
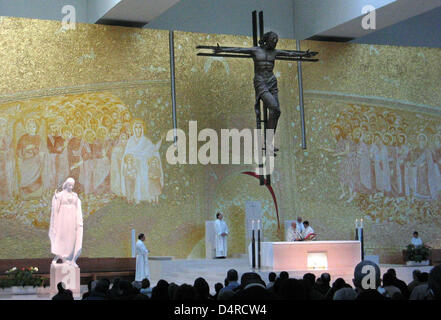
[50,263,81,298]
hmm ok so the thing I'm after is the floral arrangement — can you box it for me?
[0,266,48,288]
[404,244,431,263]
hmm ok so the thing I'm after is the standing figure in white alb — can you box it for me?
[215,212,229,259]
[135,233,150,282]
[49,177,83,267]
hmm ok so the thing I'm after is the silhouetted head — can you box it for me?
[382,273,395,287]
[269,272,277,282]
[240,272,265,288]
[194,277,210,300]
[57,282,65,293]
[320,273,331,284]
[227,269,238,282]
[413,269,421,281]
[303,273,316,287]
[386,268,397,278]
[141,278,150,289]
[279,271,289,280]
[95,279,109,294]
[214,282,223,294]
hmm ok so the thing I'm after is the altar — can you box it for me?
[248,241,361,272]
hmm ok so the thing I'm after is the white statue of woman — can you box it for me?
[49,177,83,267]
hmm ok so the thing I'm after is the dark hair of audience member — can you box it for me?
[321,273,331,284]
[386,268,396,277]
[227,269,238,282]
[382,273,395,287]
[52,282,73,300]
[268,272,277,282]
[412,269,421,280]
[194,277,211,300]
[95,279,109,294]
[174,284,197,300]
[141,278,150,289]
[151,279,169,300]
[214,282,223,297]
[325,278,347,300]
[279,271,289,280]
[240,272,265,288]
[303,273,316,287]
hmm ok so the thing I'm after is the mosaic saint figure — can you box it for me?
[16,118,45,198]
[110,132,128,196]
[121,120,155,204]
[0,118,14,200]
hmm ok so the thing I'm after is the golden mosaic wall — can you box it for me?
[0,17,440,263]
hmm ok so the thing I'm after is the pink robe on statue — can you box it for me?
[49,190,83,260]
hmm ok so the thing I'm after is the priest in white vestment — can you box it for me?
[286,222,302,242]
[215,213,229,258]
[135,233,150,281]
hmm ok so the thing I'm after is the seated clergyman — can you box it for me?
[411,231,423,247]
[286,222,302,242]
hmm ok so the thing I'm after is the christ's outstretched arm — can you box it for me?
[276,49,318,58]
[212,44,255,55]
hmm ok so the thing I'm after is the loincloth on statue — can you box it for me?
[253,74,278,103]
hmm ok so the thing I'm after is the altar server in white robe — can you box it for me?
[135,233,150,281]
[215,213,229,258]
[302,221,316,240]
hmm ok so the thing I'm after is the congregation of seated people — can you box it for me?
[52,262,441,300]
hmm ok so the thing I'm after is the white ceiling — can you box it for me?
[98,0,181,25]
[317,0,441,38]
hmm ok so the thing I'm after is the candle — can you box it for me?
[257,220,260,230]
[361,219,363,229]
[252,220,255,230]
[355,219,358,229]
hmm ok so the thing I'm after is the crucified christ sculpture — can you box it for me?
[211,31,318,154]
